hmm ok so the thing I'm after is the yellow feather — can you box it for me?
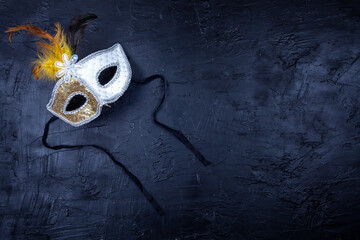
[31,23,72,81]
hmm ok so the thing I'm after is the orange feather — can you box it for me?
[5,23,72,81]
[32,64,41,80]
[5,24,62,51]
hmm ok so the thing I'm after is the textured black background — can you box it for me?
[1,0,360,239]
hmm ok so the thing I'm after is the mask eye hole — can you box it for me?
[65,94,87,112]
[98,66,118,86]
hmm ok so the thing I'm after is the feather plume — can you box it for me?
[6,24,61,50]
[5,23,72,81]
[67,13,97,52]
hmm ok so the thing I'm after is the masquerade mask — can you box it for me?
[47,43,132,126]
[6,14,211,215]
[6,18,131,126]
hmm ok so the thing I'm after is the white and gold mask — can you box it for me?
[6,17,131,126]
[47,44,132,126]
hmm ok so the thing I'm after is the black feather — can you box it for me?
[67,13,97,52]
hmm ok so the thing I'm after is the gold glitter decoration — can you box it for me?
[49,77,100,124]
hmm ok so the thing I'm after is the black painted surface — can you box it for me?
[1,0,360,239]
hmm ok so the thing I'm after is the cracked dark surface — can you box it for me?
[1,0,360,239]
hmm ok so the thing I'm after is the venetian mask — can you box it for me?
[47,43,132,126]
[6,15,131,126]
